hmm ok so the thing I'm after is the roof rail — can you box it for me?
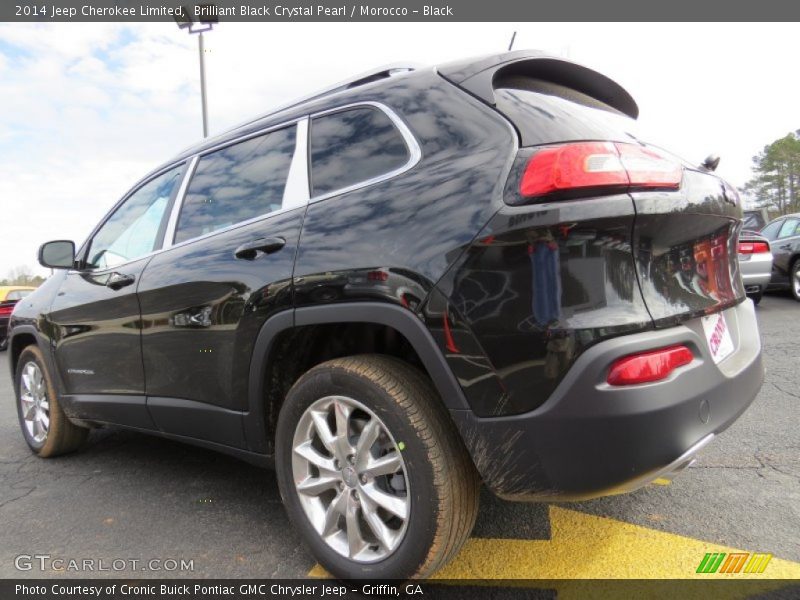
[231,63,420,132]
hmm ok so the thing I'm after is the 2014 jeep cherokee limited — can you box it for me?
[9,50,764,579]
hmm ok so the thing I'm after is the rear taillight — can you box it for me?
[367,270,389,282]
[607,345,694,386]
[0,305,14,317]
[520,142,682,199]
[738,241,770,254]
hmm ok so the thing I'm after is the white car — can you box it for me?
[738,231,773,304]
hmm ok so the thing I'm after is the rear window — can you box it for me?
[494,77,641,147]
[309,107,410,197]
[742,211,767,231]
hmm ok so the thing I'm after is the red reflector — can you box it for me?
[520,142,682,198]
[738,241,770,254]
[367,270,389,282]
[607,345,694,386]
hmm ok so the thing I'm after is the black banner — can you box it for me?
[3,0,800,22]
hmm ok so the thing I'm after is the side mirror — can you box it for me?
[38,240,76,269]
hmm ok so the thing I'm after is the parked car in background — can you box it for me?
[6,50,764,579]
[0,286,36,351]
[742,208,769,232]
[759,214,800,301]
[737,231,773,304]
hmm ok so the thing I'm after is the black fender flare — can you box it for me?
[245,302,470,453]
[7,324,52,381]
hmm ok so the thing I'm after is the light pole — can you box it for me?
[174,5,217,138]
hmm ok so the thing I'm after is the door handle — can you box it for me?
[234,237,286,260]
[106,272,135,290]
[779,243,791,250]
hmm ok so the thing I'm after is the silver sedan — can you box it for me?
[738,231,773,305]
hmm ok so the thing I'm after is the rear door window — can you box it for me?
[760,221,781,240]
[174,125,296,244]
[309,106,410,197]
[777,219,799,239]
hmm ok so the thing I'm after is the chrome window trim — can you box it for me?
[281,117,311,211]
[162,204,307,254]
[168,119,307,247]
[307,101,422,203]
[68,205,310,276]
[163,155,198,248]
[69,101,421,273]
[195,117,304,159]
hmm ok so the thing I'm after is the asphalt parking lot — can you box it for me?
[1,294,799,580]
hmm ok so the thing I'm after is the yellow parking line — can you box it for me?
[652,478,672,486]
[435,507,800,579]
[309,506,800,580]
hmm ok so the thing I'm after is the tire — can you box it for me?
[791,259,800,302]
[275,354,479,579]
[0,336,7,352]
[14,345,88,457]
[748,290,763,305]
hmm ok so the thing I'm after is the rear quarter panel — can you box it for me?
[294,71,517,309]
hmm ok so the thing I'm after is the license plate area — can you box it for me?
[701,312,734,364]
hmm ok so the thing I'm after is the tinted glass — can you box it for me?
[175,126,296,244]
[778,219,798,239]
[742,212,766,231]
[760,221,781,240]
[495,83,638,147]
[88,165,184,270]
[310,107,410,196]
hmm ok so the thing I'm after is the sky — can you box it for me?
[0,22,798,277]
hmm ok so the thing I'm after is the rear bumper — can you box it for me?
[452,300,764,501]
[739,252,773,289]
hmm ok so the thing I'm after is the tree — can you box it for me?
[5,266,45,287]
[743,130,800,216]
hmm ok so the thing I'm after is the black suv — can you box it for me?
[9,51,764,579]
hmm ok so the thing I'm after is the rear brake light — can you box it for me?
[367,270,389,282]
[0,305,13,317]
[607,345,694,386]
[520,142,682,199]
[738,241,770,254]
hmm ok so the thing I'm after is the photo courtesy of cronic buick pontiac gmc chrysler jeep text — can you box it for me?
[7,51,764,579]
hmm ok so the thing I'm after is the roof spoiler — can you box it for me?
[437,50,639,119]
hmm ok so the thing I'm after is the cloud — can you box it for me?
[0,22,798,277]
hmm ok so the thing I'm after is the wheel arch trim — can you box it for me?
[7,325,49,380]
[245,303,470,453]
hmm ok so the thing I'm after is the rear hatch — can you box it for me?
[442,52,744,328]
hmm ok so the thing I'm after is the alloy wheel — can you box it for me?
[291,395,410,563]
[794,263,800,298]
[19,361,49,444]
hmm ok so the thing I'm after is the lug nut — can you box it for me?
[360,474,368,484]
[353,491,360,502]
[347,455,355,465]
